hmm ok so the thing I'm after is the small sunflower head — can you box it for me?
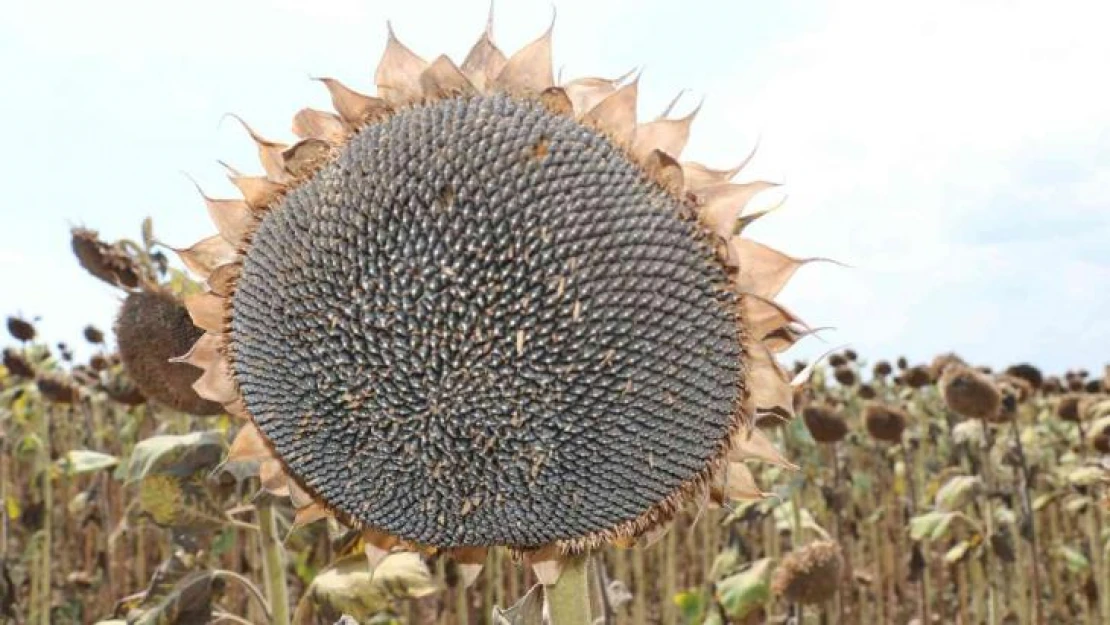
[872,360,892,379]
[36,373,80,404]
[83,325,105,345]
[863,403,907,443]
[802,405,848,444]
[832,365,856,387]
[6,316,36,342]
[2,348,34,379]
[1055,395,1081,422]
[70,227,140,289]
[174,15,814,567]
[940,365,1002,421]
[771,540,843,605]
[857,383,877,400]
[900,365,932,389]
[1004,363,1043,390]
[115,290,223,415]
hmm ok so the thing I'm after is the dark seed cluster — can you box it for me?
[232,94,743,548]
[116,291,223,416]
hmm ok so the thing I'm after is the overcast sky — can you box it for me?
[1,0,1107,373]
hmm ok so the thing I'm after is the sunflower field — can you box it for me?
[1,13,1108,625]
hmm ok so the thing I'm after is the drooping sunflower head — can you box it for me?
[176,16,813,571]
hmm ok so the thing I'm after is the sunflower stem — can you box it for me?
[39,404,53,625]
[257,500,291,625]
[547,553,592,625]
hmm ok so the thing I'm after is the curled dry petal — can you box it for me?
[697,181,777,239]
[287,478,315,510]
[452,547,488,588]
[206,263,240,298]
[632,106,698,162]
[375,24,428,105]
[642,149,685,196]
[731,238,814,299]
[228,422,272,462]
[583,79,638,146]
[538,87,573,116]
[563,73,630,116]
[316,78,391,126]
[419,55,476,99]
[740,293,808,344]
[495,21,554,93]
[196,186,254,247]
[730,427,797,469]
[747,341,794,419]
[259,458,289,496]
[293,502,330,527]
[363,529,400,569]
[184,292,225,334]
[460,14,507,91]
[292,108,348,144]
[722,462,765,501]
[226,172,285,210]
[282,139,333,179]
[526,544,563,585]
[174,235,237,279]
[228,115,290,183]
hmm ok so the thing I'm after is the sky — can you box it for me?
[0,0,1107,373]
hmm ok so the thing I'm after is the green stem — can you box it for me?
[548,554,592,625]
[257,500,291,625]
[664,530,678,624]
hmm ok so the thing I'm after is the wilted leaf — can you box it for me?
[138,474,224,530]
[1068,466,1108,487]
[5,495,19,521]
[944,540,975,565]
[126,431,224,482]
[934,475,982,511]
[709,547,744,582]
[59,449,119,475]
[716,558,773,619]
[308,552,439,620]
[128,550,219,625]
[492,583,543,625]
[909,512,958,541]
[1057,546,1090,573]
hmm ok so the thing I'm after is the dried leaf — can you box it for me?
[461,13,508,91]
[632,106,698,161]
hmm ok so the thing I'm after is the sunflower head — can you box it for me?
[6,316,36,343]
[771,540,843,605]
[70,227,141,289]
[863,403,907,443]
[801,404,847,444]
[175,15,814,571]
[2,348,34,379]
[940,365,1002,421]
[115,290,223,415]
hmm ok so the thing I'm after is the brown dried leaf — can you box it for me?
[632,107,698,162]
[730,238,814,299]
[642,149,685,196]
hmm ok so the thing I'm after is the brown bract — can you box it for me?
[173,15,815,580]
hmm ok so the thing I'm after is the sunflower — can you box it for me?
[175,16,813,580]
